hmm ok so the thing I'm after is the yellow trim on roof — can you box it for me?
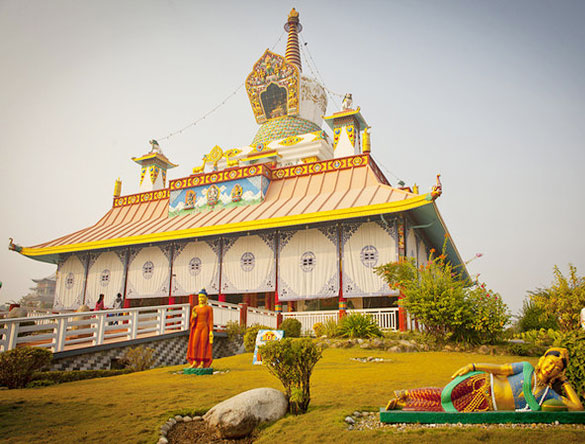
[244,151,282,162]
[132,153,178,167]
[322,107,362,121]
[21,193,432,257]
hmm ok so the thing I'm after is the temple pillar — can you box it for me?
[239,303,248,328]
[398,292,407,332]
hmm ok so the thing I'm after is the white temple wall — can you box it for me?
[54,254,87,309]
[278,226,339,301]
[221,234,276,294]
[85,251,126,307]
[172,239,220,296]
[341,220,397,298]
[53,217,409,308]
[126,245,171,299]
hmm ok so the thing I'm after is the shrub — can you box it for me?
[375,244,510,344]
[0,347,52,389]
[259,338,322,414]
[507,342,547,357]
[516,297,558,332]
[312,322,325,337]
[122,346,155,372]
[225,320,246,343]
[376,254,470,341]
[243,324,270,353]
[530,265,585,332]
[462,285,510,344]
[31,369,132,385]
[552,330,585,404]
[322,318,339,338]
[280,318,302,338]
[337,313,382,339]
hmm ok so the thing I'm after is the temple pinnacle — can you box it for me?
[284,8,302,72]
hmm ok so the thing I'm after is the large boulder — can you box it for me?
[203,387,288,438]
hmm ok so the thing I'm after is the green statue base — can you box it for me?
[379,409,585,424]
[183,367,214,375]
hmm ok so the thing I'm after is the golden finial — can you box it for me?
[362,127,371,153]
[284,8,302,72]
[114,178,122,197]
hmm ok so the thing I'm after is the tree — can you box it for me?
[531,265,585,332]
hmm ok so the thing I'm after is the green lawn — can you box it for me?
[1,349,584,443]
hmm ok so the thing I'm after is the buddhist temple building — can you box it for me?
[10,9,467,318]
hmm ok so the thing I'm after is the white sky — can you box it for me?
[1,0,584,314]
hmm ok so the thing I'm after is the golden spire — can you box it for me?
[113,177,122,197]
[362,127,371,153]
[284,8,302,72]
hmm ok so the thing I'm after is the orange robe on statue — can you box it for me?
[187,304,213,367]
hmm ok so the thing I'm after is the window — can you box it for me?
[300,251,316,272]
[142,261,154,279]
[240,252,255,272]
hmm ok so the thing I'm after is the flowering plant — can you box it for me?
[375,241,509,344]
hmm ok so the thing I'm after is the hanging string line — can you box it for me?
[157,31,286,142]
[299,33,341,109]
[369,153,406,185]
[157,83,245,141]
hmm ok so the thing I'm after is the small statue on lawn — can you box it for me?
[186,289,214,369]
[385,347,583,412]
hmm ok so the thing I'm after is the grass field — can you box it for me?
[1,349,584,443]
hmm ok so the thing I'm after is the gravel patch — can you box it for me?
[347,411,585,432]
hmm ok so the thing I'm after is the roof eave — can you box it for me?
[19,193,434,262]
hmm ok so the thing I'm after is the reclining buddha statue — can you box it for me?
[386,347,583,412]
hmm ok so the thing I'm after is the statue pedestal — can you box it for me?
[183,367,214,375]
[379,408,585,424]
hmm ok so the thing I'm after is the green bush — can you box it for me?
[337,313,382,339]
[225,320,246,343]
[26,379,54,388]
[0,347,52,389]
[507,342,547,357]
[530,264,585,332]
[31,369,132,385]
[375,246,510,344]
[280,318,302,338]
[243,324,270,352]
[462,285,510,344]
[259,338,322,414]
[323,318,339,338]
[552,330,585,404]
[122,346,155,372]
[516,297,558,332]
[312,322,325,337]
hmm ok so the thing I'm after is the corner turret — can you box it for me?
[132,140,178,193]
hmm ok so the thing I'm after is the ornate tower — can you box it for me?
[323,96,369,158]
[132,140,178,193]
[284,8,302,72]
[245,9,327,147]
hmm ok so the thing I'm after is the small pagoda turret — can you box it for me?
[132,140,178,193]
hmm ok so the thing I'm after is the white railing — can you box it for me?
[348,308,399,331]
[0,304,190,353]
[282,310,339,334]
[208,300,241,328]
[282,307,399,334]
[0,303,399,353]
[247,306,278,329]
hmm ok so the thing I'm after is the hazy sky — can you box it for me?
[1,0,584,314]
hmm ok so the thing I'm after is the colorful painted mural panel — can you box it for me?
[168,176,269,218]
